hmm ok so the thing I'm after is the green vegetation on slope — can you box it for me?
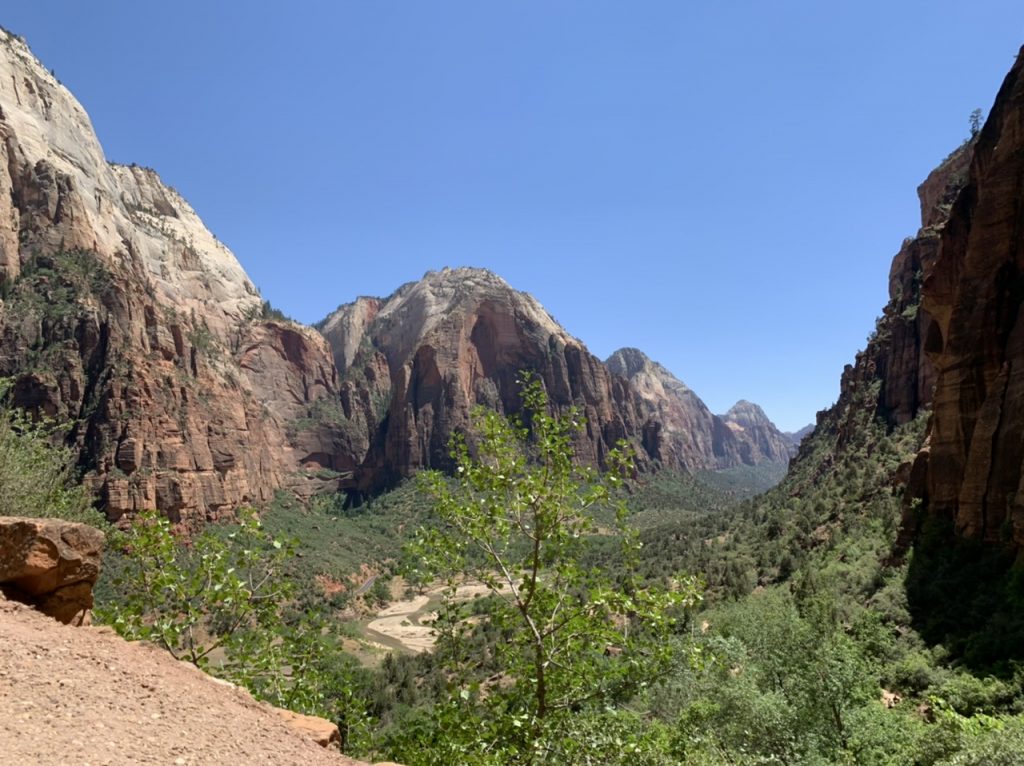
[697,459,789,499]
[260,482,429,586]
[386,378,698,764]
[905,515,1024,673]
[617,374,1024,765]
[0,378,104,528]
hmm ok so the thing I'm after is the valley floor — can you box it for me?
[361,583,504,655]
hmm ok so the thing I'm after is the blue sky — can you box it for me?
[4,2,1023,431]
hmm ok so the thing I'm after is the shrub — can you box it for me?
[397,375,700,762]
[95,509,339,716]
[0,378,102,527]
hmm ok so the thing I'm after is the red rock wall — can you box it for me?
[0,246,345,529]
[328,288,653,495]
[909,47,1024,548]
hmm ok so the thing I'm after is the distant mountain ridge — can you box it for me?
[720,399,795,465]
[316,269,790,495]
[784,424,814,445]
[0,31,793,521]
[605,348,793,471]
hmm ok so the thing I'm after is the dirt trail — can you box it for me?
[0,598,369,765]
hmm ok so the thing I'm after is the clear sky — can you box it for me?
[4,3,1023,431]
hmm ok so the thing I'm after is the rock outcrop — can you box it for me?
[0,516,103,624]
[0,31,344,528]
[0,513,372,761]
[873,145,972,428]
[808,140,974,468]
[604,348,790,470]
[791,46,1024,558]
[905,47,1024,549]
[273,707,344,749]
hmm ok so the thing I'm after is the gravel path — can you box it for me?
[0,598,370,765]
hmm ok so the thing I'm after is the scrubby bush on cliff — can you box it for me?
[0,378,102,527]
[95,509,356,722]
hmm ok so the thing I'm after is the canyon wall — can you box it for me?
[0,30,344,529]
[906,47,1024,549]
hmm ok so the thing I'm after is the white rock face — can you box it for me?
[321,267,573,372]
[318,296,382,373]
[0,29,348,525]
[380,267,567,336]
[606,347,728,470]
[0,30,259,337]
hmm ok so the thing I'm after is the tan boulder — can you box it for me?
[272,707,342,749]
[0,516,104,624]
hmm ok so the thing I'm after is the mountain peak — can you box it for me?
[606,348,694,394]
[385,267,514,305]
[320,267,572,375]
[718,400,793,463]
[605,347,652,378]
[423,265,508,286]
[725,400,770,422]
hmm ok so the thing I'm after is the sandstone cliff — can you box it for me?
[905,46,1024,549]
[0,28,814,522]
[778,58,1024,557]
[319,268,652,494]
[801,137,974,470]
[0,30,344,528]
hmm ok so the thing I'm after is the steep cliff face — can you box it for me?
[604,347,727,470]
[720,400,794,464]
[319,268,651,493]
[0,34,257,333]
[604,348,790,470]
[805,138,975,476]
[6,27,796,518]
[775,57,1024,554]
[876,146,973,428]
[906,47,1024,549]
[0,31,342,528]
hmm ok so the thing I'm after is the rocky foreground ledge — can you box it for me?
[0,517,398,765]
